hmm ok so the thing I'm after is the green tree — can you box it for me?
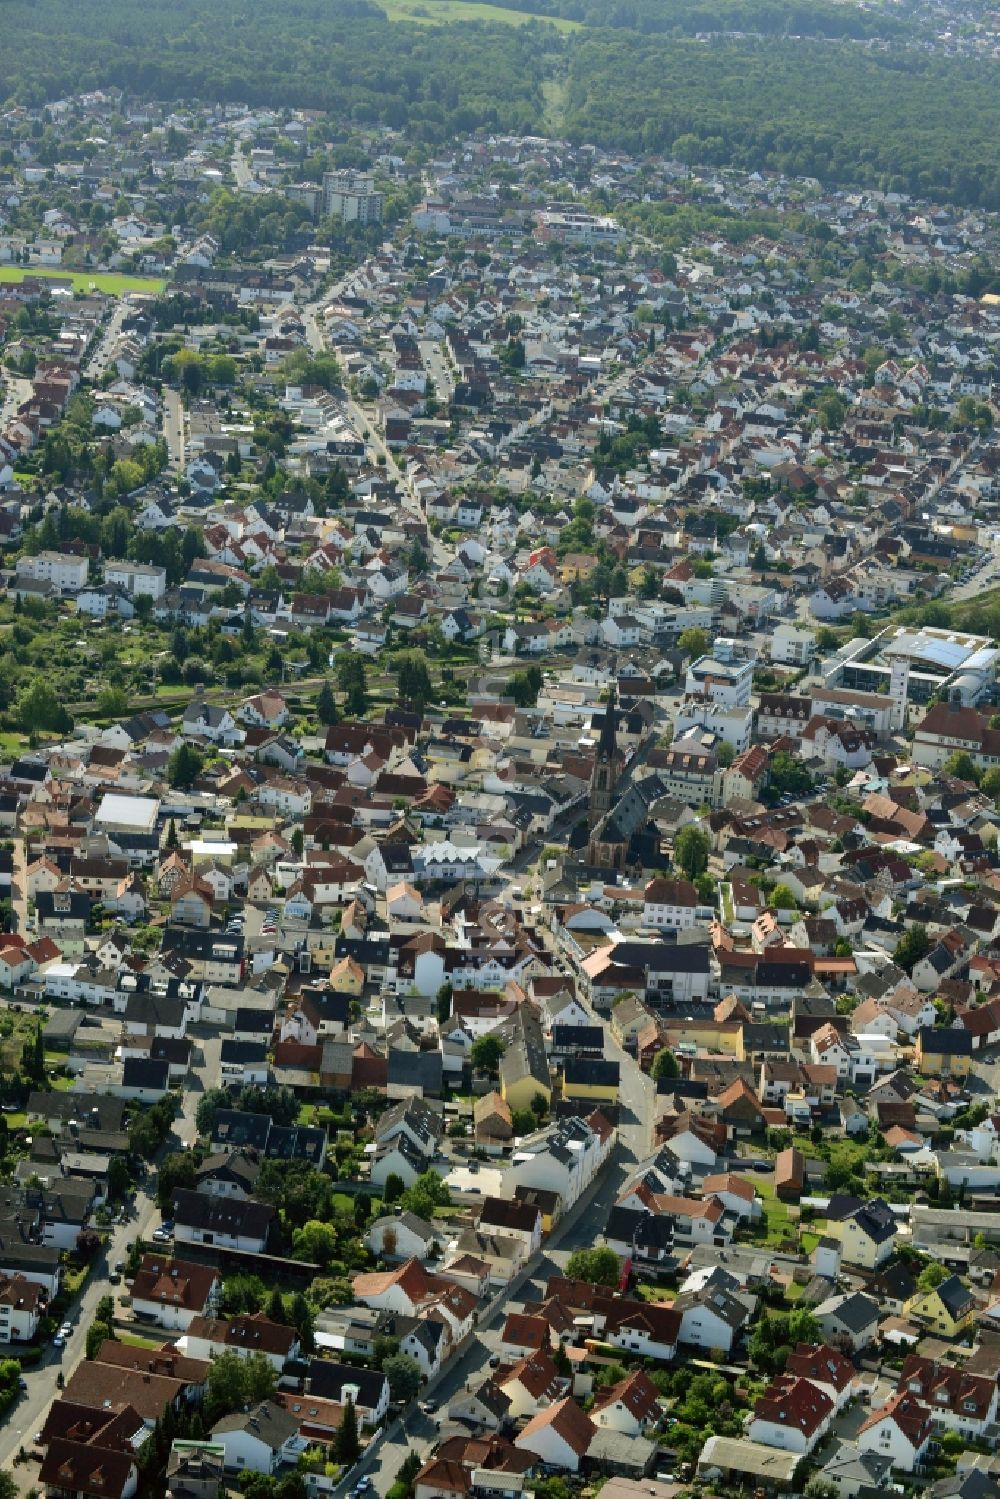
[942,750,979,784]
[394,650,434,713]
[205,1350,276,1422]
[17,679,72,735]
[291,1219,337,1265]
[677,626,708,659]
[336,1396,360,1464]
[316,681,338,726]
[400,1170,450,1221]
[565,1247,620,1286]
[156,1151,197,1211]
[107,1155,131,1199]
[917,1260,946,1290]
[894,923,930,974]
[674,824,710,880]
[770,883,797,910]
[651,1047,679,1081]
[96,685,129,718]
[383,1352,422,1403]
[383,1172,406,1206]
[470,1034,504,1075]
[168,742,205,789]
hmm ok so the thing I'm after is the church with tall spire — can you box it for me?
[588,685,621,831]
[586,687,631,869]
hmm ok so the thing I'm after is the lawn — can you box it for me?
[0,266,167,295]
[377,0,582,27]
[754,1178,795,1244]
[117,1331,163,1349]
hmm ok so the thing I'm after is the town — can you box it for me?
[0,86,995,1499]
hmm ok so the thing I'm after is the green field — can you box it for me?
[377,0,581,29]
[0,266,167,295]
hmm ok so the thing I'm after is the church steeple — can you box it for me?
[588,685,621,831]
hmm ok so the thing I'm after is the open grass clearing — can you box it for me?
[377,0,581,28]
[0,266,167,295]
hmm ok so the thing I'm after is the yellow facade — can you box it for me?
[500,1073,552,1114]
[915,1040,971,1079]
[905,1286,975,1338]
[561,1074,620,1106]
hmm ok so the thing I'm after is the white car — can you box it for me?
[58,1323,72,1338]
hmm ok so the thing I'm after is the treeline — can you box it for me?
[477,0,904,39]
[563,37,1000,208]
[0,0,552,141]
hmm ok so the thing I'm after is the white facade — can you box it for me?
[105,560,168,599]
[16,550,89,591]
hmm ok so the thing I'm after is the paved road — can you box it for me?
[84,299,129,382]
[231,147,253,190]
[0,1028,221,1469]
[163,387,185,473]
[353,1043,655,1495]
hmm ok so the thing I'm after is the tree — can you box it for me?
[336,1396,360,1464]
[394,650,434,713]
[195,1088,229,1137]
[470,1034,504,1075]
[509,666,543,707]
[917,1260,946,1291]
[942,750,979,784]
[651,1047,679,1081]
[674,824,709,880]
[168,742,205,790]
[401,1170,450,1221]
[316,681,338,726]
[156,1151,197,1211]
[511,1108,537,1135]
[770,883,797,910]
[677,626,708,659]
[383,1172,405,1206]
[435,982,453,1024]
[895,923,930,974]
[769,751,813,796]
[815,627,839,652]
[107,1155,131,1199]
[336,653,369,717]
[17,679,72,735]
[383,1352,422,1403]
[205,1350,276,1422]
[564,1247,620,1287]
[96,685,129,718]
[86,1317,113,1360]
[291,1219,337,1265]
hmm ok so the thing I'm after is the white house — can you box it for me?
[210,1402,306,1474]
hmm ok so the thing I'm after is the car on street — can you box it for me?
[58,1322,72,1338]
[160,1220,174,1233]
[53,1334,65,1350]
[152,1228,171,1242]
[420,1399,437,1414]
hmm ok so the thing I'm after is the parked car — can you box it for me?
[421,1399,437,1414]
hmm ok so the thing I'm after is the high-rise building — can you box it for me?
[321,170,384,225]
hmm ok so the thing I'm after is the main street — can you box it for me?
[351,1039,656,1495]
[0,1030,220,1475]
[162,386,186,473]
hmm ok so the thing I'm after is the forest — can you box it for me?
[1,0,1000,207]
[0,0,553,140]
[474,0,907,38]
[563,37,1000,209]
